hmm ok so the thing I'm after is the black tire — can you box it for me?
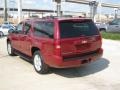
[100,28,106,32]
[7,41,15,56]
[33,50,49,74]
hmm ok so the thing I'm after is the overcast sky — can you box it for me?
[0,0,120,14]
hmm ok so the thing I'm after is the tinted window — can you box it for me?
[59,20,99,38]
[34,21,54,38]
[16,22,23,33]
[24,22,31,34]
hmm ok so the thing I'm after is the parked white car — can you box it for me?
[0,25,15,36]
[95,22,107,31]
[106,18,120,32]
[3,21,15,26]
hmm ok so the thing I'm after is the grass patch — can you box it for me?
[101,32,120,40]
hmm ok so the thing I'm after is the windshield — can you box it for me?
[59,20,99,38]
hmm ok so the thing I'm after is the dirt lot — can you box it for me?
[0,37,120,90]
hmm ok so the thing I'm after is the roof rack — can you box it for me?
[26,15,86,20]
[42,16,57,19]
[42,15,75,19]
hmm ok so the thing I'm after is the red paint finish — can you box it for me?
[7,18,103,68]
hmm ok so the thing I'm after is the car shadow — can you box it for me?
[20,56,33,64]
[51,58,110,78]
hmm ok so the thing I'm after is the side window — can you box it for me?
[24,22,31,34]
[111,19,120,25]
[117,19,120,25]
[16,22,23,33]
[34,21,54,38]
[44,22,54,38]
[33,22,44,37]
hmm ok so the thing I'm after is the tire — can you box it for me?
[33,51,49,74]
[0,31,4,37]
[100,28,106,32]
[7,41,15,56]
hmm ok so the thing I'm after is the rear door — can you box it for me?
[33,21,54,62]
[59,19,101,57]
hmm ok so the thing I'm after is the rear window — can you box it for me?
[59,20,99,38]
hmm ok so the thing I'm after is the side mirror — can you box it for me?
[8,29,14,34]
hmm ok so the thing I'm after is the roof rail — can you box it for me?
[42,16,58,19]
[42,15,74,19]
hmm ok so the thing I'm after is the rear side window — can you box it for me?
[33,21,54,38]
[59,20,99,38]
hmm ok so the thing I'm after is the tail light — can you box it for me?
[54,40,61,56]
[96,31,102,47]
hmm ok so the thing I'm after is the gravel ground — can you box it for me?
[0,37,120,90]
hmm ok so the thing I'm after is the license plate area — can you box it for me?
[75,43,91,51]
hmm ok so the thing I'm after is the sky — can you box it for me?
[0,0,120,14]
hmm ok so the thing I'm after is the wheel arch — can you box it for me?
[99,28,106,31]
[31,47,40,56]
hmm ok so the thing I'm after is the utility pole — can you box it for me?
[4,0,7,22]
[114,8,118,19]
[54,0,61,17]
[18,0,22,23]
[99,0,102,22]
[89,1,98,21]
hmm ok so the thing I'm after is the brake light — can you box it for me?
[99,33,102,47]
[94,34,102,48]
[54,40,61,56]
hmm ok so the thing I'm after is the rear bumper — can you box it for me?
[47,48,103,68]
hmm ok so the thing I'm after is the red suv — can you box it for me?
[7,18,103,74]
